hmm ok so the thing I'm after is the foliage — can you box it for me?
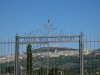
[26,44,32,75]
[0,47,100,75]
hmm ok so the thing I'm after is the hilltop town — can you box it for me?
[0,47,92,63]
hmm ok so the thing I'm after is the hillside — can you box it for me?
[0,47,100,75]
[32,47,78,53]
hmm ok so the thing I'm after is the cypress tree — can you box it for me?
[26,44,32,75]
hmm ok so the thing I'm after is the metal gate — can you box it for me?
[15,33,84,75]
[0,33,100,75]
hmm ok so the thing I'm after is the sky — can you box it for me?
[0,0,100,37]
[0,0,100,56]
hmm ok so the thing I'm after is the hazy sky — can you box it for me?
[0,0,100,37]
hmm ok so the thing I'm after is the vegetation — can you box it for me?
[0,47,100,75]
[26,44,32,75]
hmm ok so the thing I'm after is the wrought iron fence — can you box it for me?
[0,34,100,75]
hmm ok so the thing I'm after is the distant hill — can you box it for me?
[32,47,78,53]
[1,47,100,75]
[92,49,100,55]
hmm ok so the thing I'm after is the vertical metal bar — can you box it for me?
[15,34,19,75]
[47,43,49,75]
[0,37,2,74]
[89,35,92,74]
[93,35,95,75]
[79,33,84,75]
[84,35,87,75]
[97,35,100,74]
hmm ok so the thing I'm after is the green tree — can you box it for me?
[26,44,32,75]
